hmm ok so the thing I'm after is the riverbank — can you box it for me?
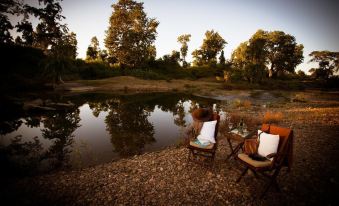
[57,76,222,95]
[56,76,338,95]
[2,96,339,205]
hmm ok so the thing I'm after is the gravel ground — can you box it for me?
[2,102,339,206]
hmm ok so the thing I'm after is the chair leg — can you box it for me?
[260,168,282,198]
[236,167,248,183]
[251,169,260,179]
[226,139,235,160]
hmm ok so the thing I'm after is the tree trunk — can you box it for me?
[269,64,274,78]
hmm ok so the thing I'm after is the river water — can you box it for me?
[0,91,295,175]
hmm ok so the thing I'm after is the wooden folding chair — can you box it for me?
[236,124,294,198]
[187,113,220,166]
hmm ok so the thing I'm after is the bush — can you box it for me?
[125,69,169,80]
[77,62,120,79]
[187,66,218,79]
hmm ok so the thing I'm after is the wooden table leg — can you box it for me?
[227,138,244,160]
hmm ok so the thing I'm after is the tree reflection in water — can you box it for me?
[173,100,186,128]
[0,108,80,176]
[105,98,155,157]
[41,108,80,169]
[0,135,43,177]
[0,92,220,176]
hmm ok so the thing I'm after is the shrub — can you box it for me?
[77,62,120,79]
[125,69,169,80]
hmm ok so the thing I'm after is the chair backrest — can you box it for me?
[211,113,221,140]
[261,124,293,168]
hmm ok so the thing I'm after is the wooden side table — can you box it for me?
[226,128,256,160]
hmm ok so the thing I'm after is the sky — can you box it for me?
[16,0,339,73]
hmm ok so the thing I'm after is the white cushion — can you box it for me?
[257,130,280,161]
[197,120,217,144]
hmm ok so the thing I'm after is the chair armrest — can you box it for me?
[266,153,276,159]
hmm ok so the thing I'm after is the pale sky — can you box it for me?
[17,0,339,72]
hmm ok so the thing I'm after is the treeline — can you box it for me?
[1,0,338,91]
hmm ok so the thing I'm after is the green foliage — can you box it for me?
[231,29,304,82]
[125,69,168,80]
[188,66,218,79]
[52,32,77,59]
[309,51,339,79]
[219,50,226,67]
[266,31,304,78]
[192,30,227,66]
[42,56,72,84]
[231,30,268,83]
[105,0,159,68]
[75,60,120,80]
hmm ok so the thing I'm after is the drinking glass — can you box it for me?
[228,122,233,130]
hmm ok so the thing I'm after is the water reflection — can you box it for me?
[41,109,80,169]
[0,93,219,176]
[105,98,155,156]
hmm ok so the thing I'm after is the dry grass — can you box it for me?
[231,99,252,109]
[263,111,284,124]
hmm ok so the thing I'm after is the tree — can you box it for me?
[52,32,77,59]
[99,49,108,62]
[231,30,268,83]
[192,30,226,66]
[219,50,226,67]
[177,34,191,67]
[43,32,77,84]
[309,51,339,79]
[86,36,100,61]
[0,0,22,44]
[232,29,303,81]
[171,50,180,63]
[25,0,68,54]
[266,31,304,78]
[105,0,159,68]
[15,20,34,46]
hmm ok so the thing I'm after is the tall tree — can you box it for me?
[231,30,268,83]
[192,30,226,66]
[177,34,191,67]
[43,32,77,84]
[309,51,339,79]
[105,0,159,68]
[266,31,304,77]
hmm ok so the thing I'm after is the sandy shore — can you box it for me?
[2,92,339,205]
